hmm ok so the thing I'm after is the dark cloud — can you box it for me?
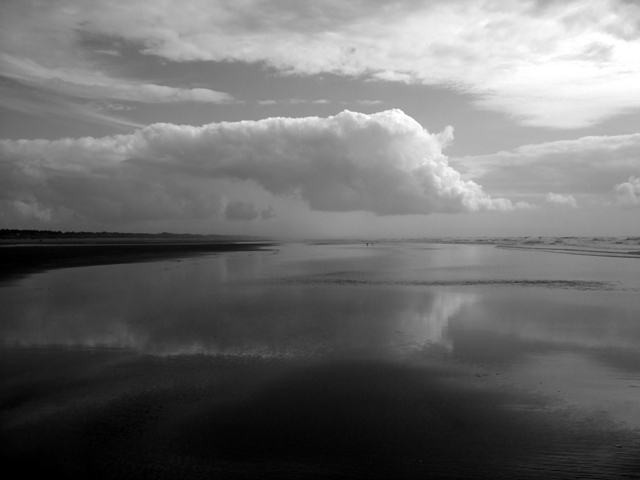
[260,205,276,220]
[224,200,259,221]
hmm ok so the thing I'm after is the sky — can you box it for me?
[1,0,639,239]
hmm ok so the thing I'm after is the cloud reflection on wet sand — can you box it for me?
[0,257,476,355]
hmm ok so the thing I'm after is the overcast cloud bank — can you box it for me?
[3,0,640,128]
[454,133,640,206]
[0,110,525,228]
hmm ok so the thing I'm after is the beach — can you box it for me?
[1,239,639,478]
[0,240,274,285]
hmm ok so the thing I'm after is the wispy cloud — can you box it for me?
[0,1,233,126]
[454,133,640,204]
[95,50,122,57]
[357,100,383,106]
[0,110,524,229]
[0,78,147,131]
[4,0,637,128]
[0,53,232,104]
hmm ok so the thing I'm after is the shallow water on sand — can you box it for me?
[1,243,639,478]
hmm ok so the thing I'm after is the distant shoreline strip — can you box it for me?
[281,277,623,291]
[497,245,640,259]
[0,242,276,285]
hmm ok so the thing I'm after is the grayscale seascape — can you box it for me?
[4,1,640,478]
[1,241,639,478]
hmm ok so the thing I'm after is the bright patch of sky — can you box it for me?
[1,0,639,237]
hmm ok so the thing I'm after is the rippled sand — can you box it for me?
[2,347,639,479]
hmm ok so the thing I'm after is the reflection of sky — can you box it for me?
[3,242,640,464]
[447,288,640,356]
[0,251,474,355]
[2,242,640,431]
[1,242,639,374]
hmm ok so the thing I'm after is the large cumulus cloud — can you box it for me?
[0,109,520,227]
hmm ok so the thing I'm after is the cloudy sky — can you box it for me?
[1,0,639,238]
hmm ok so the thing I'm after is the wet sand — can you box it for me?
[2,347,638,479]
[2,241,639,478]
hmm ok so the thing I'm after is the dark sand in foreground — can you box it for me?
[2,347,639,479]
[0,241,274,284]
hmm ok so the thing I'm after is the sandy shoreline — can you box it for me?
[409,236,640,259]
[315,236,640,259]
[2,241,639,478]
[0,241,275,284]
[498,244,640,258]
[2,237,639,282]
